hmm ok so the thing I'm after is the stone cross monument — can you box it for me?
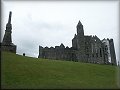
[2,11,16,53]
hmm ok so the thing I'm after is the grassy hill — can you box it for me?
[1,51,119,89]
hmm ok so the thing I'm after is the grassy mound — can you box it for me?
[1,51,119,89]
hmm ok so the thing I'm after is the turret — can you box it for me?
[109,39,117,65]
[76,20,85,50]
[75,20,85,61]
[38,45,43,58]
[72,34,77,49]
[60,43,65,49]
[76,20,84,36]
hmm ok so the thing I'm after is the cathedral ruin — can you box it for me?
[1,11,117,65]
[38,21,117,65]
[1,11,16,53]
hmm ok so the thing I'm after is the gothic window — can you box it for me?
[105,45,108,50]
[100,48,102,57]
[95,49,97,53]
[95,43,97,49]
[96,53,98,57]
[86,47,89,52]
[106,47,108,50]
[91,44,93,53]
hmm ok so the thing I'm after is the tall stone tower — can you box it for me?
[76,20,84,50]
[72,21,85,62]
[76,21,85,61]
[109,39,117,65]
[2,11,16,53]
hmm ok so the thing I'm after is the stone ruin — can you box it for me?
[38,21,117,65]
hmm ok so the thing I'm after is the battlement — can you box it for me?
[38,20,117,65]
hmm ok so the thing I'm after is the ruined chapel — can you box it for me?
[38,21,117,65]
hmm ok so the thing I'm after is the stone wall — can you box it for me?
[109,39,117,65]
[38,44,77,61]
[38,21,117,65]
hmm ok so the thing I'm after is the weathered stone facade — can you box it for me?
[1,11,16,53]
[38,20,117,65]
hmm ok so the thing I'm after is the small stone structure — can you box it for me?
[1,11,16,53]
[38,21,117,65]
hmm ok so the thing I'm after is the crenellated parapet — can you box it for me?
[38,20,117,65]
[38,43,77,61]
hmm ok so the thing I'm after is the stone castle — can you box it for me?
[1,11,117,65]
[38,21,117,65]
[1,11,16,53]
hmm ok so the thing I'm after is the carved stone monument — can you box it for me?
[1,11,16,53]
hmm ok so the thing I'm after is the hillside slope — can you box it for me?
[1,52,119,89]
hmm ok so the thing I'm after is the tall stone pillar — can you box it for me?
[2,11,17,53]
[76,20,85,62]
[109,39,117,65]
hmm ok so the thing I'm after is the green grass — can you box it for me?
[1,51,119,89]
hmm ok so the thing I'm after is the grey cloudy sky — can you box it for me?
[1,0,119,62]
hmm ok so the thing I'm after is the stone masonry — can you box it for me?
[38,20,117,65]
[1,11,16,53]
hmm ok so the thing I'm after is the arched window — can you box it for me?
[100,48,102,57]
[96,53,98,57]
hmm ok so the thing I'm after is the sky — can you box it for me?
[1,0,119,63]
